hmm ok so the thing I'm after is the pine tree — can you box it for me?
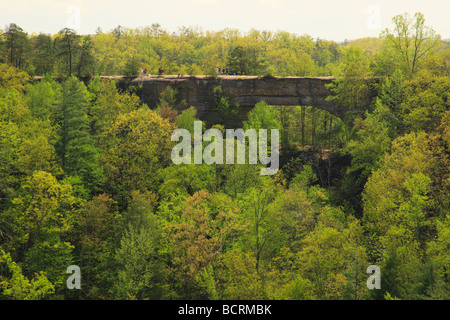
[55,77,103,194]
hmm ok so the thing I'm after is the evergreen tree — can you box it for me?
[55,77,103,195]
[31,33,55,76]
[2,23,30,70]
[55,28,80,77]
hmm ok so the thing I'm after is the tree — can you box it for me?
[211,85,240,125]
[176,106,200,135]
[267,187,316,253]
[375,69,406,133]
[100,108,175,209]
[401,71,449,132]
[227,45,265,75]
[114,192,166,299]
[112,25,125,39]
[76,35,95,77]
[295,220,368,300]
[215,248,264,299]
[74,194,121,299]
[266,47,318,77]
[326,46,374,125]
[239,180,278,272]
[31,33,55,75]
[55,28,80,76]
[374,225,422,299]
[166,191,246,299]
[1,118,60,181]
[424,215,450,299]
[362,132,435,259]
[221,163,261,199]
[422,48,450,77]
[23,239,74,291]
[88,78,140,140]
[122,56,140,77]
[159,164,216,202]
[339,104,393,216]
[0,84,30,124]
[114,221,166,299]
[157,85,188,115]
[25,75,62,120]
[0,76,60,191]
[0,249,54,299]
[0,170,76,285]
[397,173,431,241]
[381,12,441,76]
[0,63,30,92]
[243,101,282,132]
[2,23,30,70]
[55,77,103,194]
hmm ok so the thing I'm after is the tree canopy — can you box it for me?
[0,12,449,301]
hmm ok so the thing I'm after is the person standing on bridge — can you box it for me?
[158,67,164,76]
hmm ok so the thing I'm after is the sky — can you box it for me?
[1,0,449,42]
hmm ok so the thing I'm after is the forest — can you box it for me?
[0,12,449,300]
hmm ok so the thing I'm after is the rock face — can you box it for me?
[111,75,371,127]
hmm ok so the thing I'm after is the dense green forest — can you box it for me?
[0,12,449,300]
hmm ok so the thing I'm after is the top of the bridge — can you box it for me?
[99,75,338,81]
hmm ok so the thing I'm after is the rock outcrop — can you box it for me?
[108,75,373,126]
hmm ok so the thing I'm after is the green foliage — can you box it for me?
[337,105,392,215]
[216,249,264,299]
[244,101,281,132]
[55,28,80,77]
[381,12,441,76]
[295,220,368,300]
[0,13,448,301]
[25,76,62,119]
[212,85,231,113]
[211,85,240,125]
[100,108,175,209]
[5,170,75,250]
[55,77,103,194]
[0,249,55,300]
[227,45,266,75]
[401,71,449,132]
[362,132,434,239]
[114,214,166,299]
[165,190,247,299]
[158,85,178,108]
[2,23,31,71]
[176,106,199,135]
[76,36,95,77]
[122,56,140,77]
[326,47,374,124]
[72,194,120,298]
[24,240,74,288]
[425,215,450,298]
[88,78,141,140]
[0,63,30,92]
[159,164,216,201]
[31,34,55,76]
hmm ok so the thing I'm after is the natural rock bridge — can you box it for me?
[104,75,374,126]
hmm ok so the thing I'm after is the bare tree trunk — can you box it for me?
[311,108,317,146]
[329,117,332,149]
[301,106,305,146]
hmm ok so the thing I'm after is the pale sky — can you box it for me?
[1,0,449,41]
